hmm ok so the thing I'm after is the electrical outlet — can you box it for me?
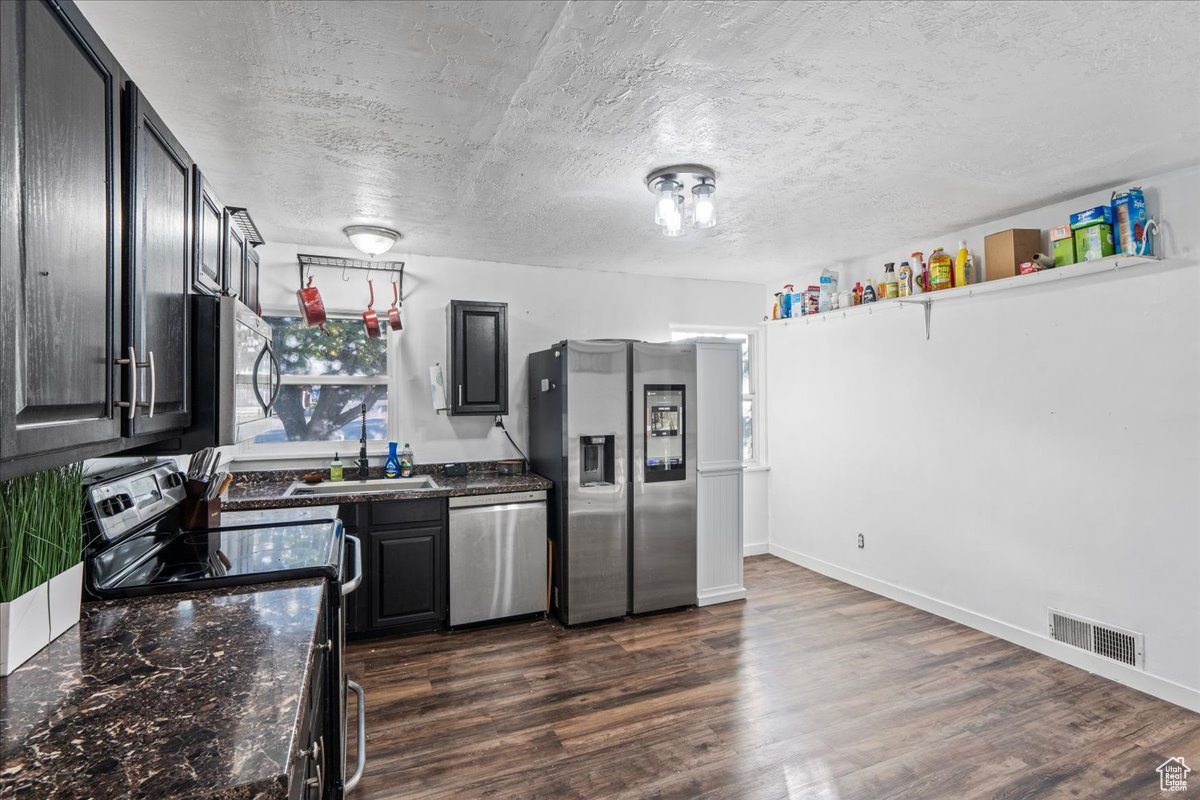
[857,533,865,549]
[494,415,504,427]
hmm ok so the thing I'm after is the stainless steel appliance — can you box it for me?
[448,490,548,626]
[83,461,365,797]
[631,342,698,613]
[528,340,697,625]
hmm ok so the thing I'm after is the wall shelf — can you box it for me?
[765,253,1167,338]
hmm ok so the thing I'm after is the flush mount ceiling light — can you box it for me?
[343,225,401,257]
[645,165,717,237]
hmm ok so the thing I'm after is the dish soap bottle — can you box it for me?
[329,452,344,482]
[399,443,415,478]
[384,442,401,479]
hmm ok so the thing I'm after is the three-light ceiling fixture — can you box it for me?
[645,164,717,237]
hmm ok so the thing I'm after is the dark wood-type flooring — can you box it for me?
[345,555,1200,799]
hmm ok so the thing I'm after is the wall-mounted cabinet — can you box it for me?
[224,214,246,302]
[0,0,125,478]
[122,82,193,438]
[447,300,508,416]
[242,245,260,316]
[192,168,224,295]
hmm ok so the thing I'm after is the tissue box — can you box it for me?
[1050,225,1076,267]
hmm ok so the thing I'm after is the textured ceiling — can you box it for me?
[78,0,1200,281]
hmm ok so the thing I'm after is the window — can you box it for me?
[670,328,762,465]
[252,315,390,446]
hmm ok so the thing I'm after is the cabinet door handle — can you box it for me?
[116,346,139,420]
[146,350,156,418]
[458,384,463,408]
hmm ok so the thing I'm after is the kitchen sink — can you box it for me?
[284,476,440,497]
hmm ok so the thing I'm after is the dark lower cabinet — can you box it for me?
[448,300,508,415]
[0,0,124,477]
[289,601,330,800]
[122,81,193,438]
[342,499,448,638]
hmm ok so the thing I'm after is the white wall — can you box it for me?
[245,245,765,466]
[765,164,1200,710]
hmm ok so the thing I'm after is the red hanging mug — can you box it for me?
[297,276,328,332]
[387,280,402,331]
[362,279,381,338]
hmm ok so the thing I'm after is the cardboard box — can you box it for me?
[984,228,1042,281]
[1074,223,1115,261]
[1111,188,1149,255]
[1050,224,1076,267]
[1069,205,1113,229]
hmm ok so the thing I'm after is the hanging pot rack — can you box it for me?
[297,253,405,299]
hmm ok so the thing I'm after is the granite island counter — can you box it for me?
[0,580,325,799]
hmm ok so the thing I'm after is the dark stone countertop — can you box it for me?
[0,580,325,800]
[222,463,551,511]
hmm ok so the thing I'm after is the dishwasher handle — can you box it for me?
[448,490,546,509]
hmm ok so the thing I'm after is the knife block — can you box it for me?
[182,479,221,530]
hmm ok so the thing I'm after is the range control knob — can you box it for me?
[165,471,186,488]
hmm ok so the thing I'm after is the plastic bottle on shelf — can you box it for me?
[861,279,877,304]
[853,282,863,305]
[780,284,794,318]
[953,240,971,287]
[929,247,953,291]
[897,261,913,297]
[881,263,899,299]
[910,252,926,294]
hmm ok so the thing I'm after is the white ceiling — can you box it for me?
[79,0,1200,282]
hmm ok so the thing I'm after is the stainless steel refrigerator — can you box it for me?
[528,340,697,625]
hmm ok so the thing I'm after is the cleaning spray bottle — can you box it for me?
[953,240,971,287]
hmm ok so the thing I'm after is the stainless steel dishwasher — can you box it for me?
[448,490,548,626]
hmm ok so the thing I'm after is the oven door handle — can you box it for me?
[341,534,363,596]
[345,679,366,793]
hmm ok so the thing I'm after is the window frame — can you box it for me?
[669,324,766,469]
[241,307,397,458]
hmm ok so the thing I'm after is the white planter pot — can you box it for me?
[48,562,84,640]
[0,583,51,677]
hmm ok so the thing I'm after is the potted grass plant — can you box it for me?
[0,463,85,676]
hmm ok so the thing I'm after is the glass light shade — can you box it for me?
[661,196,685,237]
[692,183,716,228]
[653,180,682,227]
[343,225,400,257]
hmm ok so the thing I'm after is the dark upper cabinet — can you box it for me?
[448,300,508,415]
[224,215,246,301]
[243,245,261,316]
[122,82,193,437]
[0,0,124,476]
[192,168,224,295]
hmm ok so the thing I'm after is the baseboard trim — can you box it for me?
[743,543,769,557]
[697,587,748,607]
[766,543,1200,714]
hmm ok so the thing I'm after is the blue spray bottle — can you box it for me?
[384,442,400,479]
